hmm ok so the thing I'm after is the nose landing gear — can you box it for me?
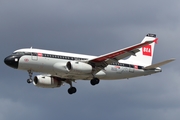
[27,70,33,83]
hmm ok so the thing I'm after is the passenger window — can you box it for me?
[129,65,134,68]
[119,63,124,66]
[124,64,129,67]
[138,66,143,69]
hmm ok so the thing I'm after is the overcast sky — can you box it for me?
[0,0,180,120]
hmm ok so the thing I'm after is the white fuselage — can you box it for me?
[14,48,160,80]
[4,34,172,94]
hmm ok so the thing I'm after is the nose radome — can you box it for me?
[4,55,19,69]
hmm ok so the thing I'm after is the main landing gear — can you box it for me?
[90,78,100,86]
[27,70,33,83]
[65,80,77,95]
[66,78,100,95]
[66,78,100,94]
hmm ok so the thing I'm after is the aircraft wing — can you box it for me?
[88,39,156,73]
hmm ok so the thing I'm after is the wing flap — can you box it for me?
[103,49,140,64]
[144,58,175,69]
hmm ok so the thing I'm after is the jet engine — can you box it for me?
[53,62,69,73]
[66,61,93,74]
[33,75,63,88]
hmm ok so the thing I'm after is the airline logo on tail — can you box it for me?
[142,45,152,56]
[142,38,158,57]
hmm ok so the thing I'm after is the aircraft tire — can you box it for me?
[68,87,77,94]
[90,78,100,86]
[27,79,32,84]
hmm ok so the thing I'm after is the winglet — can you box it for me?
[144,58,175,69]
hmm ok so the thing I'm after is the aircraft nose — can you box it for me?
[4,55,19,69]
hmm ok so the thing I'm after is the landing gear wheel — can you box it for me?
[68,87,77,94]
[90,78,100,86]
[27,79,33,83]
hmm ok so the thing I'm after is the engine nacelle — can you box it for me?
[66,61,92,74]
[53,62,69,73]
[33,75,63,88]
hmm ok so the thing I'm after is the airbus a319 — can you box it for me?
[4,34,175,94]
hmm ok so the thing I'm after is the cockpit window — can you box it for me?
[13,52,25,55]
[25,52,31,55]
[13,52,31,55]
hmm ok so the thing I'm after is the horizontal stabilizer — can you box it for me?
[144,58,175,69]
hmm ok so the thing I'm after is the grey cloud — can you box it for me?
[0,98,40,120]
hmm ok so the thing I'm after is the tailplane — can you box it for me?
[126,33,158,66]
[143,58,175,70]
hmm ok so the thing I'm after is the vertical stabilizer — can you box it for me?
[126,34,158,66]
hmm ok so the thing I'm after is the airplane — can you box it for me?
[4,33,175,94]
